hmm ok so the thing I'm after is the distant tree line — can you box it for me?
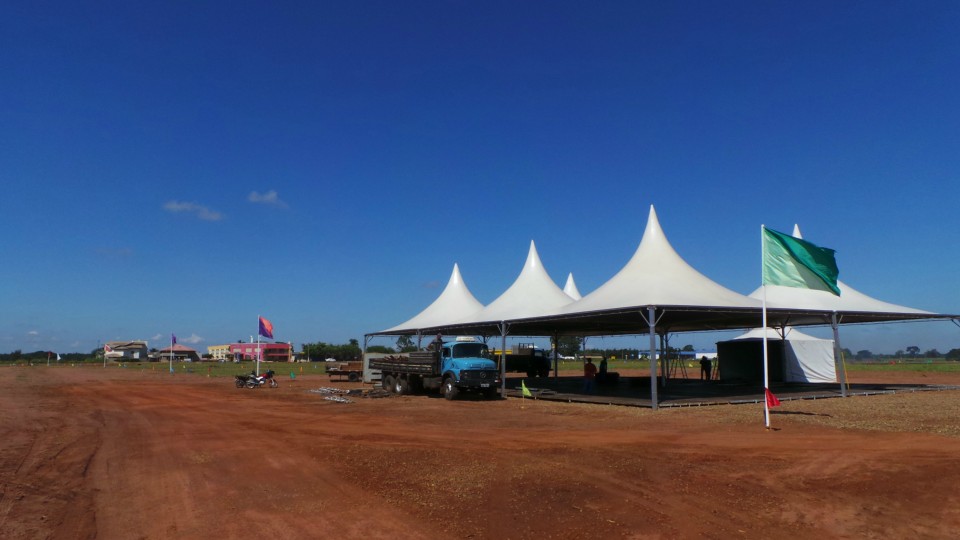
[0,350,94,362]
[848,347,960,361]
[301,339,363,361]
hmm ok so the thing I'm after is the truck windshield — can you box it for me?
[452,343,490,359]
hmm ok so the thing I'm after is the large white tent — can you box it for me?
[368,206,957,408]
[718,327,836,384]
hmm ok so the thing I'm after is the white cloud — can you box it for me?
[27,330,39,336]
[151,334,162,341]
[163,200,223,221]
[181,333,203,344]
[248,190,287,208]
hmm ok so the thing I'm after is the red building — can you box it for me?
[230,342,291,362]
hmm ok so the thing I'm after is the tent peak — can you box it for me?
[561,206,759,312]
[450,263,463,286]
[643,205,664,244]
[792,224,803,238]
[563,273,582,300]
[524,240,542,271]
[379,262,484,333]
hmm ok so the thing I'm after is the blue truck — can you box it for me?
[367,337,501,400]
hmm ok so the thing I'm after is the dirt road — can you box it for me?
[3,365,960,539]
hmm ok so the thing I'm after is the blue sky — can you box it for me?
[2,1,958,355]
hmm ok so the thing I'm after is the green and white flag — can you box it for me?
[762,227,840,296]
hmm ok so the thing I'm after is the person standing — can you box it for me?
[700,356,712,381]
[583,358,598,393]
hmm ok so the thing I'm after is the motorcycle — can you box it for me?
[235,370,278,389]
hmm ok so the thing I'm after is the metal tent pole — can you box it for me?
[499,322,508,394]
[647,306,658,410]
[831,312,848,398]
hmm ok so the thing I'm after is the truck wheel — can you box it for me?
[442,377,459,401]
[394,377,410,395]
[348,372,360,383]
[382,374,396,392]
[482,387,498,400]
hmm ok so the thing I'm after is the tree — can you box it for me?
[396,335,417,353]
[557,336,582,357]
[301,340,363,361]
[682,345,695,352]
[923,349,941,358]
[946,349,960,360]
[855,350,873,360]
[906,346,920,357]
[367,345,396,354]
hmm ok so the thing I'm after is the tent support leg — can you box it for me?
[499,322,509,395]
[551,334,559,382]
[648,306,658,410]
[831,312,848,398]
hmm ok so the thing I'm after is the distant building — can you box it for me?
[207,344,231,361]
[104,341,149,361]
[230,342,292,362]
[157,344,201,363]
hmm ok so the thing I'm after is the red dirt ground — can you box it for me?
[2,365,960,539]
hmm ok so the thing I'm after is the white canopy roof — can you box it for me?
[373,211,952,338]
[563,273,582,300]
[753,281,931,315]
[381,263,484,333]
[562,205,760,314]
[750,225,930,316]
[452,241,574,324]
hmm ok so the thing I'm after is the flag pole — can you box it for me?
[761,225,771,429]
[256,315,261,377]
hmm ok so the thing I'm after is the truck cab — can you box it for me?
[438,337,500,398]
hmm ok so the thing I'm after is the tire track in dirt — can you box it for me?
[0,368,103,539]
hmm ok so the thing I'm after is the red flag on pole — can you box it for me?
[258,316,274,339]
[765,388,781,408]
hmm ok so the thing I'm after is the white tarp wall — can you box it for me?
[723,327,836,384]
[784,335,836,383]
